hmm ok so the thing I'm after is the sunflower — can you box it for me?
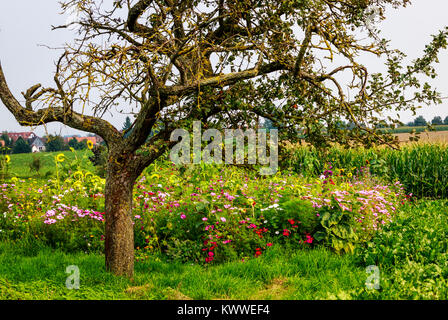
[69,147,75,153]
[55,153,65,162]
[87,140,94,150]
[5,155,10,163]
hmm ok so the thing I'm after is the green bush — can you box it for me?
[356,200,448,299]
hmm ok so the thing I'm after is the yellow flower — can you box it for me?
[5,155,10,163]
[87,140,94,150]
[55,153,65,162]
[69,147,75,152]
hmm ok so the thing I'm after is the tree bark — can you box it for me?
[104,158,136,278]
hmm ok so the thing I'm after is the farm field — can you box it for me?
[396,130,448,144]
[1,144,448,300]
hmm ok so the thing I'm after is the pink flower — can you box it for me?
[180,214,186,219]
[220,217,226,222]
[202,217,208,221]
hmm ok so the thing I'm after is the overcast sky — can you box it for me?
[0,1,447,137]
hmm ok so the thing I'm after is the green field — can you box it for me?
[7,150,95,179]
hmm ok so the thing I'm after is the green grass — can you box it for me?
[7,150,95,179]
[0,241,367,300]
[2,200,446,300]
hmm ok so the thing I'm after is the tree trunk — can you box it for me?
[104,159,136,277]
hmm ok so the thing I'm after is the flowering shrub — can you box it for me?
[0,157,408,263]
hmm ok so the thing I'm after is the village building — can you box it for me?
[29,136,46,153]
[7,132,36,142]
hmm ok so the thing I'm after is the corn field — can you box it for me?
[284,143,448,199]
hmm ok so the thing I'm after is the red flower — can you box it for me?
[266,243,273,247]
[283,229,290,237]
[304,234,314,244]
[288,219,295,225]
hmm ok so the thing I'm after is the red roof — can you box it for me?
[64,136,97,145]
[7,132,36,141]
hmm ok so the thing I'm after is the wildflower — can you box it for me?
[202,217,208,221]
[55,153,65,162]
[180,214,186,219]
[220,217,226,222]
[87,140,94,150]
[5,155,10,163]
[304,234,314,244]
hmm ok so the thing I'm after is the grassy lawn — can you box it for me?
[1,200,446,300]
[7,150,95,179]
[0,243,366,300]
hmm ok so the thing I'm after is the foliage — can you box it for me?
[2,0,448,276]
[0,147,10,181]
[0,133,12,149]
[88,145,108,178]
[12,137,31,154]
[431,116,443,125]
[356,200,448,299]
[283,143,448,198]
[68,138,88,150]
[0,156,406,262]
[413,115,427,126]
[28,155,42,174]
[45,135,67,152]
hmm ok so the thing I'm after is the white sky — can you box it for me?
[0,0,447,137]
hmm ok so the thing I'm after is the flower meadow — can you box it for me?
[0,151,410,265]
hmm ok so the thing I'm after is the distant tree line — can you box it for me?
[0,132,91,154]
[406,115,448,127]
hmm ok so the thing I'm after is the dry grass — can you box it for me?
[249,278,293,300]
[396,131,448,144]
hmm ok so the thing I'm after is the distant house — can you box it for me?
[8,132,36,142]
[29,137,46,153]
[5,132,47,153]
